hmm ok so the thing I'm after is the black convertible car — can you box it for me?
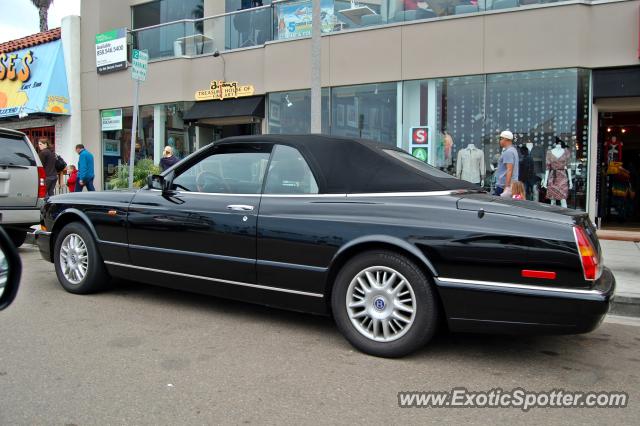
[36,135,614,357]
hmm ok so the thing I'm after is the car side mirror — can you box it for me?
[147,174,166,191]
[0,227,22,311]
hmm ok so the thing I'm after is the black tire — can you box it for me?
[331,250,439,358]
[6,228,27,248]
[53,222,110,294]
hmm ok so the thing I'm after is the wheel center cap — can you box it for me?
[373,297,386,311]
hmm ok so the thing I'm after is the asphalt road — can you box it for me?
[1,245,638,425]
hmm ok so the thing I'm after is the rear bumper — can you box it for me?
[35,229,52,262]
[0,208,40,229]
[435,267,615,335]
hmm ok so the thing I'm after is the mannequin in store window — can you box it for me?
[542,141,572,208]
[456,143,485,185]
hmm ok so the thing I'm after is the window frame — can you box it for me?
[168,142,273,195]
[262,144,321,196]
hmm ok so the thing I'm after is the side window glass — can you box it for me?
[264,145,319,194]
[172,148,270,194]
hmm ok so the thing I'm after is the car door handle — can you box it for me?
[226,204,254,212]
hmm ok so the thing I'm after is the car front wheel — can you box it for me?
[53,222,110,294]
[331,250,439,358]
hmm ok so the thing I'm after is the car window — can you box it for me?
[383,149,458,179]
[264,145,319,194]
[0,135,36,167]
[172,146,270,194]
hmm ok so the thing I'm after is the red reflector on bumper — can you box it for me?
[521,270,557,280]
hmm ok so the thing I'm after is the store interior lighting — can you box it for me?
[285,95,293,107]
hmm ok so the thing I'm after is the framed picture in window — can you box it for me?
[103,139,121,157]
[337,104,345,127]
[270,101,281,124]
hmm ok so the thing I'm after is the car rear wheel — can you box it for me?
[331,250,439,358]
[54,222,110,294]
[6,229,27,248]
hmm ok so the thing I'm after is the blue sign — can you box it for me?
[0,39,70,118]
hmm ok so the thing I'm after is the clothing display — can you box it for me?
[605,138,623,163]
[456,145,485,184]
[545,148,570,201]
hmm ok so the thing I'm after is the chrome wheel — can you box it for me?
[346,266,417,342]
[59,233,89,285]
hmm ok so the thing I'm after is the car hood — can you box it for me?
[455,193,586,225]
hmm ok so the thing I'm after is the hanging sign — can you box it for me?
[410,126,430,163]
[101,108,123,131]
[195,80,255,101]
[95,28,127,74]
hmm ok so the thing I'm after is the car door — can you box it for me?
[126,142,272,284]
[257,144,338,297]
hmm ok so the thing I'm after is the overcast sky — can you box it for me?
[0,0,81,43]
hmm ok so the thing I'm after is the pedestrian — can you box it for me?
[66,165,78,193]
[510,181,526,200]
[519,145,534,199]
[75,144,95,192]
[494,130,519,196]
[37,138,57,197]
[160,145,179,172]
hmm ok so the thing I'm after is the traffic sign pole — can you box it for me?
[128,80,140,189]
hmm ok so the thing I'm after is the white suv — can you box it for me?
[0,128,45,247]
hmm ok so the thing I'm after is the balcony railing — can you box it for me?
[132,0,583,61]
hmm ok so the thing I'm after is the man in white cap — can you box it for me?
[495,130,519,196]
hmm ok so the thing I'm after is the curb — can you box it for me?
[610,294,640,318]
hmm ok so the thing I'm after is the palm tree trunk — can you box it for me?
[39,5,48,32]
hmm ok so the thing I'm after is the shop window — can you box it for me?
[401,68,590,211]
[331,82,397,145]
[101,102,195,189]
[268,89,329,135]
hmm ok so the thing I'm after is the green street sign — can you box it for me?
[131,49,149,82]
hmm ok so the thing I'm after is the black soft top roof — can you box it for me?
[216,134,480,194]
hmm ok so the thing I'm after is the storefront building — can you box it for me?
[81,0,640,229]
[0,16,82,184]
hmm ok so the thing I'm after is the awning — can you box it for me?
[0,39,70,118]
[183,96,264,122]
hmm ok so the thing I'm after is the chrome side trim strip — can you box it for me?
[104,261,324,298]
[99,240,128,248]
[346,190,473,198]
[257,259,328,273]
[437,277,603,295]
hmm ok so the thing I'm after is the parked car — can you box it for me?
[35,135,615,357]
[0,226,23,310]
[0,128,46,247]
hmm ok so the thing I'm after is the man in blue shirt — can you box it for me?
[75,144,95,192]
[494,130,519,196]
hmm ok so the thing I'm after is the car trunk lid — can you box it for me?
[455,193,586,225]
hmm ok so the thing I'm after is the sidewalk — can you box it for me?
[601,240,640,317]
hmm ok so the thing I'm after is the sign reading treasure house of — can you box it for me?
[195,81,255,101]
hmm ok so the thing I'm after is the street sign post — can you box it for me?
[128,49,148,189]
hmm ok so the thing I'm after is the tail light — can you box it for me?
[37,166,46,198]
[573,226,600,281]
